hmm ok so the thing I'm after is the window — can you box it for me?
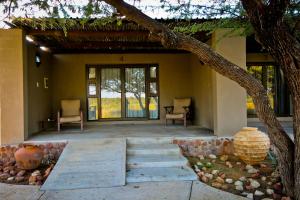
[86,64,160,120]
[247,64,291,117]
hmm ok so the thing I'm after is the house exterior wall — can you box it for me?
[190,55,214,129]
[0,29,26,145]
[51,54,193,123]
[211,29,247,136]
[27,44,52,136]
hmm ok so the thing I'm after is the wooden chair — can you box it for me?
[164,98,192,127]
[57,99,83,132]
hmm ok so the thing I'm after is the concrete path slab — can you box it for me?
[40,181,192,200]
[0,183,43,200]
[41,138,126,190]
[190,181,247,200]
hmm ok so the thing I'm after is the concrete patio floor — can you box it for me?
[28,124,214,142]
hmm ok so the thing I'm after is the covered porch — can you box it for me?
[0,19,247,145]
[28,124,213,142]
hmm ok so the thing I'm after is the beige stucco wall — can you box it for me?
[190,55,213,129]
[211,29,247,136]
[27,43,52,135]
[51,54,193,122]
[0,29,26,145]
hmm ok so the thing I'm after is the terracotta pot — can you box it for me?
[234,127,270,165]
[14,144,43,170]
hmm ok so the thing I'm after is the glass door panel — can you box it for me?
[101,68,122,118]
[125,68,146,118]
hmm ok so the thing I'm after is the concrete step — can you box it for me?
[126,137,174,145]
[127,154,187,169]
[126,166,198,183]
[127,143,180,155]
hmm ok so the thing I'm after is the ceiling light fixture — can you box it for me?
[40,46,49,52]
[25,35,34,43]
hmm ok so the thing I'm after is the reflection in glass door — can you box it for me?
[125,68,146,118]
[87,65,159,121]
[101,68,122,118]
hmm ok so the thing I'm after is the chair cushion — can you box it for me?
[173,98,191,114]
[166,113,184,119]
[60,116,81,123]
[61,100,80,117]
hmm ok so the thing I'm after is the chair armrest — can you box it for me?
[182,106,191,115]
[164,106,174,114]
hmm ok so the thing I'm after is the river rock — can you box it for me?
[234,180,243,186]
[250,180,260,188]
[261,176,267,181]
[208,154,217,159]
[266,189,274,195]
[211,170,219,175]
[16,170,26,177]
[205,173,213,180]
[239,176,246,181]
[215,177,225,184]
[0,173,10,180]
[201,175,208,183]
[246,164,253,170]
[198,155,205,160]
[7,177,14,181]
[247,193,254,199]
[254,190,264,196]
[225,178,233,184]
[248,168,259,174]
[211,182,222,189]
[220,155,228,161]
[235,185,243,191]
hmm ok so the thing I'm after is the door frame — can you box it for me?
[86,64,160,121]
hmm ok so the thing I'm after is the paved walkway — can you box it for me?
[41,139,126,190]
[0,181,246,200]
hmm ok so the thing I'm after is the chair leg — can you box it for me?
[184,117,187,127]
[172,119,175,125]
[81,120,83,132]
[165,118,168,126]
[58,122,60,132]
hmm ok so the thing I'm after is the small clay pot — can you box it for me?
[14,144,43,170]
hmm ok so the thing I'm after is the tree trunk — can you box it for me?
[103,0,296,197]
[240,1,300,197]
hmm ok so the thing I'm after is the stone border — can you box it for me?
[173,137,234,157]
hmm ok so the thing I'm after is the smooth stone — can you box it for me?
[215,177,224,184]
[235,185,243,191]
[225,178,233,184]
[247,193,254,199]
[198,155,205,160]
[250,180,260,188]
[245,165,253,170]
[208,154,217,159]
[7,177,14,181]
[211,182,222,189]
[266,189,274,195]
[239,176,246,181]
[220,155,228,161]
[241,192,249,196]
[254,190,264,196]
[211,170,219,175]
[248,168,259,174]
[261,176,267,181]
[234,180,243,186]
[204,173,213,180]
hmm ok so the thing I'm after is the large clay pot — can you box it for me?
[234,127,270,165]
[14,144,43,170]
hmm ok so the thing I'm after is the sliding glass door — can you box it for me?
[87,64,159,121]
[101,68,122,118]
[125,68,146,118]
